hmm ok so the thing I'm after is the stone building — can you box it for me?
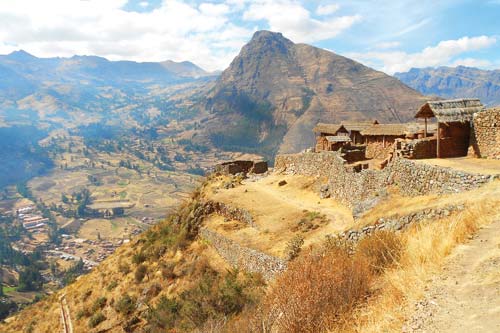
[415,98,485,158]
[313,121,377,151]
[361,123,421,159]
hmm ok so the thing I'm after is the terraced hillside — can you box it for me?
[1,156,499,332]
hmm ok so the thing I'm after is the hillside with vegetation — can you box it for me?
[1,164,498,332]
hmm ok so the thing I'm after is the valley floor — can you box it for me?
[405,214,500,333]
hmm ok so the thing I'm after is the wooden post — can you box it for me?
[424,118,428,137]
[383,135,386,147]
[436,122,440,158]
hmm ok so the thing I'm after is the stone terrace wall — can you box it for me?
[200,228,287,280]
[471,108,500,159]
[275,152,387,208]
[275,152,497,208]
[386,158,497,196]
[339,204,465,243]
[204,201,256,228]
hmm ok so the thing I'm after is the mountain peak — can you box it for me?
[6,50,37,61]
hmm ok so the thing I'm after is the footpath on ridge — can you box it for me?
[405,215,500,333]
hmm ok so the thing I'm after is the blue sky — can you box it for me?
[0,0,498,73]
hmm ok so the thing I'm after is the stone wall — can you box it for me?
[204,201,256,228]
[200,228,287,280]
[395,137,437,159]
[275,152,387,208]
[471,108,500,159]
[338,204,465,243]
[386,158,497,196]
[275,152,497,210]
[365,141,394,159]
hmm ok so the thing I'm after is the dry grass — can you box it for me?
[352,199,498,333]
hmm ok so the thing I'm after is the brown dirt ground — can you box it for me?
[205,174,354,257]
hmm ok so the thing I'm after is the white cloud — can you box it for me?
[243,0,360,43]
[375,41,400,49]
[348,36,497,74]
[316,4,340,16]
[139,1,149,8]
[450,58,492,68]
[0,0,251,71]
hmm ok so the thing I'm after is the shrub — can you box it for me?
[285,235,304,260]
[118,262,131,275]
[76,307,91,320]
[356,231,403,274]
[106,280,118,291]
[88,311,106,328]
[115,294,136,315]
[246,246,373,332]
[132,252,146,265]
[91,296,107,312]
[135,264,148,283]
[161,262,176,280]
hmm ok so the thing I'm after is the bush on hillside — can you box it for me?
[356,231,403,273]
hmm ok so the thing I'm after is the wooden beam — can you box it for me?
[436,122,440,158]
[424,117,428,138]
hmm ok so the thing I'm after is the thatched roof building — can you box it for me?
[415,98,485,123]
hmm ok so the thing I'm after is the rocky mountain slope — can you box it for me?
[201,30,427,155]
[395,66,500,107]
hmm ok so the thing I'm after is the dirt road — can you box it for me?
[405,218,500,333]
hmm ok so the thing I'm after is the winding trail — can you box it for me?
[405,217,500,333]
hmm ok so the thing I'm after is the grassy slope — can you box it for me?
[1,174,498,332]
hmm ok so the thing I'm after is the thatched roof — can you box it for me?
[341,120,378,132]
[325,136,351,143]
[314,120,378,134]
[415,98,485,122]
[361,123,412,136]
[313,123,345,134]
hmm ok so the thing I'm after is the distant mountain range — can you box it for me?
[395,66,500,107]
[0,50,215,128]
[199,30,427,155]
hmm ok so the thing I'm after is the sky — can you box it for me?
[0,0,498,74]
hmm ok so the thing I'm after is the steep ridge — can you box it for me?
[202,30,428,155]
[395,66,500,107]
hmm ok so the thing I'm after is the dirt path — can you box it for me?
[405,218,500,333]
[60,294,73,333]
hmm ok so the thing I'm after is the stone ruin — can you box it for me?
[214,160,268,176]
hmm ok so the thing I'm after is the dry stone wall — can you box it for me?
[204,201,256,228]
[338,204,465,243]
[275,152,497,210]
[200,228,287,280]
[471,108,500,159]
[386,158,496,196]
[275,152,387,208]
